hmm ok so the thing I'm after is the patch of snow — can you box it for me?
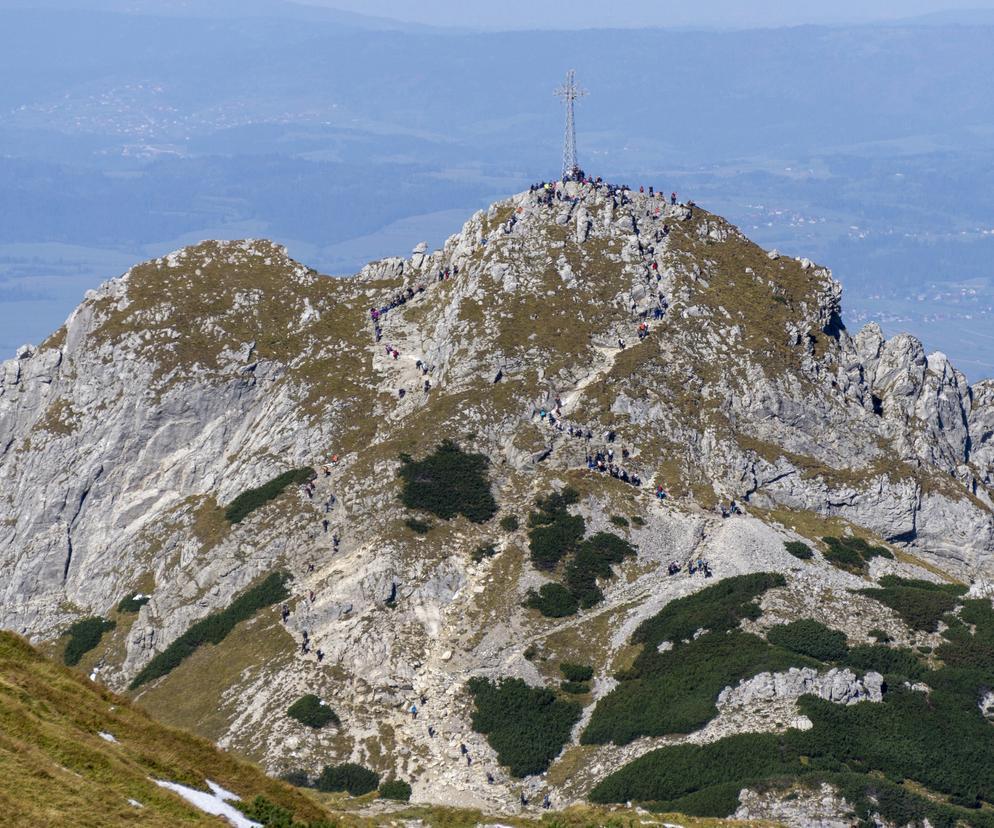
[154,779,260,828]
[98,731,117,743]
[127,799,143,808]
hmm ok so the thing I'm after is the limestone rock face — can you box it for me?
[717,667,884,708]
[0,184,992,818]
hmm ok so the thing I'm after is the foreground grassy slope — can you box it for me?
[0,631,327,826]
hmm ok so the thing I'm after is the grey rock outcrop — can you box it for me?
[718,667,884,708]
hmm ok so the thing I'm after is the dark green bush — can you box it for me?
[225,467,315,524]
[845,644,925,682]
[63,617,116,666]
[287,694,339,729]
[129,572,290,688]
[499,515,520,532]
[631,515,646,527]
[581,574,796,746]
[590,732,793,805]
[316,763,380,796]
[560,663,594,682]
[378,779,412,801]
[767,619,848,662]
[398,441,497,523]
[590,585,994,825]
[561,681,590,694]
[472,543,497,563]
[526,488,584,570]
[524,583,579,618]
[784,541,814,560]
[861,584,959,632]
[822,536,892,574]
[877,576,967,596]
[528,514,585,571]
[582,630,811,745]
[405,516,431,534]
[528,488,579,525]
[631,572,785,647]
[610,515,629,528]
[280,770,313,788]
[869,627,892,643]
[467,676,581,777]
[563,533,636,609]
[117,594,150,613]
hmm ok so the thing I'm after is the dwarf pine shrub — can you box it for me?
[225,467,315,524]
[378,779,412,801]
[468,676,581,777]
[287,694,339,729]
[129,572,289,688]
[315,763,380,796]
[398,441,496,523]
[63,617,115,666]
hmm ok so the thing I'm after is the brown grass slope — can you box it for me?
[0,630,327,827]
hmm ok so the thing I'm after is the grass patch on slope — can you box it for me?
[225,468,315,524]
[0,631,328,826]
[129,572,290,689]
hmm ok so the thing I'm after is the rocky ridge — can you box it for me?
[1,180,993,823]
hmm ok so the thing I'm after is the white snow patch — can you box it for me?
[98,731,117,743]
[154,779,261,828]
[127,799,143,808]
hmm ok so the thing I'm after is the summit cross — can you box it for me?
[554,69,588,182]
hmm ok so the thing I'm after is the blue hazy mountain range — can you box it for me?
[1,3,994,377]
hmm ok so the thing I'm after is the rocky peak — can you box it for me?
[0,182,993,821]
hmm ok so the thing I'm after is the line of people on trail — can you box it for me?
[718,499,745,518]
[410,699,510,791]
[587,450,643,487]
[533,404,648,489]
[668,557,714,578]
[518,791,553,809]
[370,284,427,324]
[278,612,327,661]
[368,264,459,341]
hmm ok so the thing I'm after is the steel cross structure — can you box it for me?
[554,69,587,181]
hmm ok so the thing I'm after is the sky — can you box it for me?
[295,0,994,29]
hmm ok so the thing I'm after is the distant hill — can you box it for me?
[899,8,994,25]
[0,0,424,28]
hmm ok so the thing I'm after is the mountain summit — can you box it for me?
[2,181,994,824]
